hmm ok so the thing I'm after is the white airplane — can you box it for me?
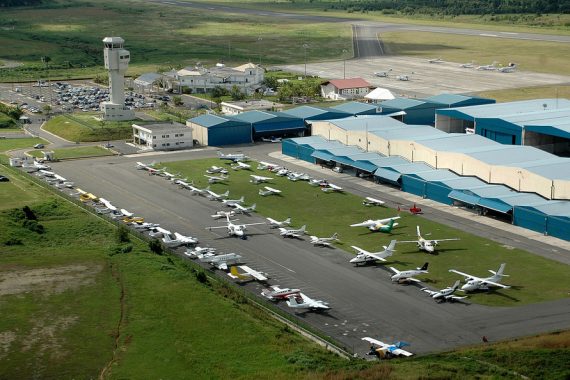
[200,252,243,270]
[421,280,467,302]
[184,183,210,196]
[275,168,290,176]
[287,172,311,181]
[257,161,280,171]
[350,240,397,266]
[162,232,198,247]
[135,161,156,170]
[211,210,236,219]
[148,226,171,238]
[228,265,268,282]
[207,215,265,239]
[261,136,282,143]
[204,174,228,184]
[362,337,413,358]
[120,208,134,218]
[184,246,216,259]
[350,216,400,232]
[396,75,410,81]
[428,57,444,63]
[32,160,51,170]
[161,170,180,180]
[266,217,291,229]
[398,226,460,254]
[233,203,256,215]
[460,60,476,68]
[477,61,498,71]
[449,263,510,292]
[261,285,300,301]
[279,225,307,238]
[130,222,160,231]
[217,151,248,162]
[498,63,517,73]
[250,174,273,184]
[222,196,245,207]
[259,186,281,196]
[374,68,392,77]
[38,169,55,177]
[321,183,343,193]
[206,189,230,201]
[206,165,228,174]
[389,262,429,283]
[362,197,385,206]
[286,293,330,311]
[230,161,251,171]
[308,178,329,187]
[309,233,339,247]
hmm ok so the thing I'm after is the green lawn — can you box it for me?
[0,137,46,152]
[27,146,113,160]
[43,114,135,142]
[156,158,570,307]
[0,165,44,209]
[0,128,24,134]
[478,84,570,103]
[380,31,570,75]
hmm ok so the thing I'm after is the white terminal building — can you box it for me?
[132,122,193,151]
[100,36,135,121]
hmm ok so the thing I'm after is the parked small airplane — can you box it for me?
[498,62,517,73]
[217,151,248,162]
[207,215,265,239]
[250,174,273,184]
[200,252,242,270]
[206,165,228,174]
[261,136,282,143]
[184,246,216,259]
[362,197,385,206]
[32,160,51,170]
[211,210,236,219]
[309,233,339,247]
[161,170,180,180]
[275,168,290,176]
[122,216,144,224]
[162,232,198,247]
[259,186,281,196]
[286,293,330,311]
[374,68,392,77]
[228,265,268,282]
[257,161,280,171]
[308,178,329,187]
[266,217,291,229]
[261,285,300,301]
[350,216,400,232]
[321,183,344,193]
[460,60,476,68]
[136,161,156,170]
[449,263,510,292]
[148,226,171,238]
[233,203,256,214]
[206,189,230,201]
[389,263,429,283]
[204,174,228,184]
[477,61,498,71]
[130,222,160,231]
[119,208,134,218]
[231,161,252,171]
[396,75,410,81]
[287,172,311,181]
[428,57,444,64]
[399,226,459,254]
[362,337,413,358]
[421,280,467,302]
[279,225,307,238]
[185,183,210,196]
[222,196,245,207]
[350,240,397,266]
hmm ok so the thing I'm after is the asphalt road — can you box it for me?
[48,146,570,356]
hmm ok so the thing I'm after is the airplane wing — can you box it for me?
[207,226,228,230]
[264,186,281,193]
[421,288,437,296]
[446,295,468,301]
[233,204,246,211]
[388,267,400,274]
[217,263,228,271]
[350,220,375,228]
[449,269,477,280]
[389,347,413,357]
[242,222,266,227]
[239,265,268,281]
[362,337,387,348]
[433,238,460,244]
[480,279,511,289]
[398,240,419,244]
[351,246,387,262]
[405,277,422,283]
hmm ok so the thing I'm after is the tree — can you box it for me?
[172,95,183,106]
[41,56,51,69]
[211,86,228,99]
[230,85,245,101]
[42,104,52,116]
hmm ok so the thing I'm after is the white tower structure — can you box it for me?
[100,36,134,121]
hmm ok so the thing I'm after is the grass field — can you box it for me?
[155,158,570,307]
[27,145,113,160]
[380,31,570,75]
[0,137,46,152]
[0,128,24,134]
[43,114,135,142]
[478,84,570,102]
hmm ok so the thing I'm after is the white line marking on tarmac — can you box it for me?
[262,257,296,273]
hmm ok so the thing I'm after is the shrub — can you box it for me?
[3,236,23,246]
[116,224,130,243]
[148,239,164,255]
[22,219,45,234]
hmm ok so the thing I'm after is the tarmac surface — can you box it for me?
[49,145,570,356]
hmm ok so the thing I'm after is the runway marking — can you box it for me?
[479,33,498,37]
[261,256,296,273]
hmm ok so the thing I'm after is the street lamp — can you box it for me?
[342,49,348,79]
[302,43,309,78]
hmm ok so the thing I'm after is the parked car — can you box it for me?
[33,143,45,149]
[0,175,9,182]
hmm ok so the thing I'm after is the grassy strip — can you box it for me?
[43,114,134,142]
[156,158,570,306]
[477,84,570,103]
[380,31,570,75]
[0,128,25,134]
[0,137,46,152]
[27,146,113,160]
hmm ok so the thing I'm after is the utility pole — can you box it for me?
[303,44,309,78]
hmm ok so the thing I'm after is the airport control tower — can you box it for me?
[100,36,134,120]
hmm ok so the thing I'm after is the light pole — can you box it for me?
[302,43,309,78]
[342,49,347,79]
[257,37,263,66]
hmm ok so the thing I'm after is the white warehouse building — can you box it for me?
[132,122,193,151]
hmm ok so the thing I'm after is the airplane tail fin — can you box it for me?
[452,280,461,290]
[222,190,229,197]
[249,203,256,211]
[239,196,244,203]
[299,225,307,234]
[331,233,338,240]
[284,217,291,225]
[286,295,301,306]
[419,262,429,271]
[386,239,397,252]
[395,341,410,349]
[490,263,509,277]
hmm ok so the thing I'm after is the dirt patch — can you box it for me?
[0,264,102,296]
[0,331,17,359]
[21,315,78,360]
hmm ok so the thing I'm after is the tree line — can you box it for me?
[325,0,570,15]
[0,0,45,7]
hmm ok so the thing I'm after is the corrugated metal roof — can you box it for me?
[418,133,498,151]
[230,110,280,123]
[405,169,460,182]
[189,114,244,128]
[368,156,409,167]
[521,160,570,180]
[370,125,445,140]
[381,98,427,110]
[327,115,405,131]
[282,106,332,119]
[379,162,435,175]
[448,190,481,205]
[311,151,335,161]
[426,94,494,107]
[436,98,570,119]
[437,177,489,190]
[517,201,570,218]
[374,167,403,183]
[469,146,553,165]
[285,136,327,145]
[329,102,378,115]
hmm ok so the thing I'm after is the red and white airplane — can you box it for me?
[261,285,300,301]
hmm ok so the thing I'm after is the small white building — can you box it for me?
[132,122,193,151]
[220,99,283,115]
[320,78,372,100]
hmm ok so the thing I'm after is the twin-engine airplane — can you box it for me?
[279,225,307,238]
[228,265,268,282]
[217,151,248,162]
[286,293,330,311]
[207,215,265,239]
[266,217,291,229]
[421,280,467,302]
[259,186,281,196]
[200,252,242,270]
[362,197,385,206]
[350,240,396,266]
[449,263,510,292]
[399,226,459,254]
[362,337,413,358]
[162,232,198,247]
[390,263,429,283]
[309,233,339,247]
[350,216,400,232]
[250,174,273,184]
[261,285,300,301]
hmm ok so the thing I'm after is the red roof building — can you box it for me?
[321,78,372,100]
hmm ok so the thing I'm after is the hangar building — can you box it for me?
[187,114,251,146]
[231,110,306,140]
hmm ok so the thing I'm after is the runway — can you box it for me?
[49,147,570,356]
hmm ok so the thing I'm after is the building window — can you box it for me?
[167,143,170,146]
[166,135,170,138]
[153,144,156,147]
[153,136,156,139]
[179,133,184,137]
